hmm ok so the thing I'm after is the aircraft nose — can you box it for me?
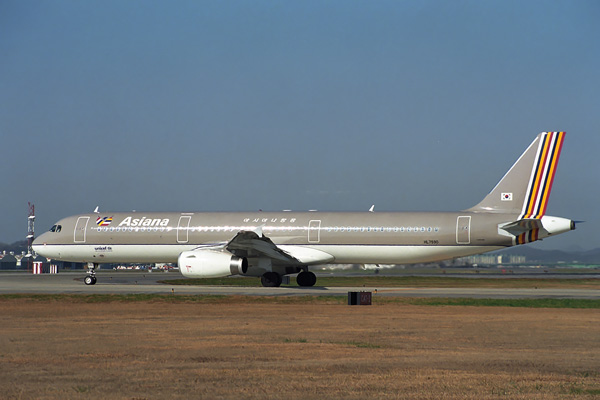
[32,232,51,255]
[32,233,46,247]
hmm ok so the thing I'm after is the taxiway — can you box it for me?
[1,271,598,299]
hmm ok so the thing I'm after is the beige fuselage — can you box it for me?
[34,210,520,266]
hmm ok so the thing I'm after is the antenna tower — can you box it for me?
[27,202,35,257]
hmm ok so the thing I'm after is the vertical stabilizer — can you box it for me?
[467,132,565,216]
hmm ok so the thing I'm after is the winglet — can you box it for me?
[369,205,375,213]
[253,224,264,237]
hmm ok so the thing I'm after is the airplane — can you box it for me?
[32,132,575,287]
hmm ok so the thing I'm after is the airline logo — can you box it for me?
[118,216,170,227]
[96,216,113,226]
[520,132,565,219]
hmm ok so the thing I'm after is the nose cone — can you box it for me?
[32,232,52,258]
[32,233,43,249]
[32,230,51,244]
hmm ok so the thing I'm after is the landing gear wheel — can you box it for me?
[84,262,98,286]
[84,275,96,285]
[261,272,282,287]
[296,271,317,287]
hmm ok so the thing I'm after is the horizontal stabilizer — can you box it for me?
[499,218,546,245]
[500,218,544,234]
[499,215,574,245]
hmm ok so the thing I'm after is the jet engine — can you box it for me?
[178,250,248,278]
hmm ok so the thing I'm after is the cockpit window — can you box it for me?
[49,225,62,233]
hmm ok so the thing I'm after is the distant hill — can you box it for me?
[495,246,600,264]
[0,240,28,255]
[579,248,600,264]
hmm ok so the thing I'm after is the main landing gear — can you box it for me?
[296,271,316,287]
[260,272,282,287]
[259,270,317,287]
[84,262,98,285]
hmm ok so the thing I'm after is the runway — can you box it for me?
[1,271,599,299]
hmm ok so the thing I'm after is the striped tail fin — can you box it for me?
[468,132,565,216]
[519,131,565,219]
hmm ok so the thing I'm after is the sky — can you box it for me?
[1,1,599,251]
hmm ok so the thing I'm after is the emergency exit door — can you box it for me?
[177,215,192,243]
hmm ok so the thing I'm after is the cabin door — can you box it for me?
[74,217,89,243]
[456,216,471,244]
[308,220,321,243]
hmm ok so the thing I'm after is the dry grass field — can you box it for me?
[1,297,599,399]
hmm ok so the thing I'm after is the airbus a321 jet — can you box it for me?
[33,132,574,287]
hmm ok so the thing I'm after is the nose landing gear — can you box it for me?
[84,262,98,285]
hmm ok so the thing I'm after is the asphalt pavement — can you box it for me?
[1,271,599,299]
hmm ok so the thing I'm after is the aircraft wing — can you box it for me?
[188,229,335,266]
[225,230,301,263]
[220,230,335,265]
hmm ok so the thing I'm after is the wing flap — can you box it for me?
[278,245,335,264]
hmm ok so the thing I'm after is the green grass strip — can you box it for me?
[0,294,598,308]
[376,297,600,309]
[160,275,600,289]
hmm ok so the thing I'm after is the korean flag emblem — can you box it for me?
[501,193,513,201]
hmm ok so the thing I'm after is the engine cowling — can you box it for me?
[178,250,248,278]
